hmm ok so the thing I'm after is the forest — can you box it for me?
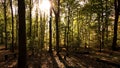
[0,0,120,68]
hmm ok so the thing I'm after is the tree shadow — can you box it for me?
[50,53,59,68]
[57,53,78,68]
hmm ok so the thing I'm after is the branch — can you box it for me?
[50,0,57,15]
[52,6,57,15]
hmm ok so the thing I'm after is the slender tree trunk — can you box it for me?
[112,0,119,50]
[105,0,109,44]
[64,27,67,47]
[35,9,38,38]
[101,0,105,49]
[118,0,120,15]
[29,0,32,38]
[39,11,42,52]
[77,9,80,48]
[1,26,4,44]
[29,0,34,54]
[40,13,45,50]
[15,8,18,49]
[88,14,92,48]
[18,0,27,67]
[10,0,14,52]
[49,6,52,53]
[98,13,102,52]
[56,0,60,54]
[35,8,38,48]
[3,0,8,50]
[66,3,70,56]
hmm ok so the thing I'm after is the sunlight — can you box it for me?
[39,0,51,14]
[79,1,85,6]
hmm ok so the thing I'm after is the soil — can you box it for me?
[0,45,120,68]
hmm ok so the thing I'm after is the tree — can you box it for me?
[66,2,70,55]
[49,2,52,53]
[0,2,4,44]
[18,0,27,67]
[3,0,8,50]
[40,12,45,51]
[53,0,60,54]
[29,0,32,38]
[10,0,14,52]
[29,0,34,55]
[101,0,105,49]
[112,0,120,50]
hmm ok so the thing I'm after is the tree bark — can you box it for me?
[105,0,109,44]
[101,0,105,49]
[56,0,60,54]
[66,3,70,56]
[29,0,32,38]
[10,0,14,52]
[1,26,4,44]
[98,13,102,52]
[40,13,45,50]
[18,0,27,67]
[112,0,119,50]
[49,6,52,53]
[3,0,8,50]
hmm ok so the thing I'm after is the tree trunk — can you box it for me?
[77,11,79,43]
[101,0,105,49]
[64,27,67,47]
[105,0,109,44]
[29,0,32,38]
[29,0,34,55]
[49,6,52,53]
[15,8,18,50]
[18,0,27,67]
[112,0,119,50]
[77,8,80,49]
[3,0,8,50]
[66,3,70,56]
[35,8,38,39]
[40,13,45,50]
[1,26,4,44]
[35,8,39,48]
[56,0,60,54]
[98,13,102,52]
[10,0,14,52]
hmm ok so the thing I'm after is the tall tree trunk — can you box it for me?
[29,0,32,38]
[56,0,60,54]
[3,0,8,50]
[10,0,14,52]
[29,0,34,54]
[77,8,80,48]
[39,11,42,52]
[101,0,105,49]
[105,0,109,44]
[18,0,27,67]
[49,6,52,53]
[35,8,39,48]
[15,8,18,49]
[40,13,45,50]
[35,9,38,39]
[112,0,119,50]
[64,27,67,47]
[98,13,102,52]
[1,26,4,44]
[66,3,70,56]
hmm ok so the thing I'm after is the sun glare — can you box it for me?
[39,0,51,14]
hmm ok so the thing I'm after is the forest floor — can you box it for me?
[0,45,120,68]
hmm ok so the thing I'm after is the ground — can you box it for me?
[0,45,120,68]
